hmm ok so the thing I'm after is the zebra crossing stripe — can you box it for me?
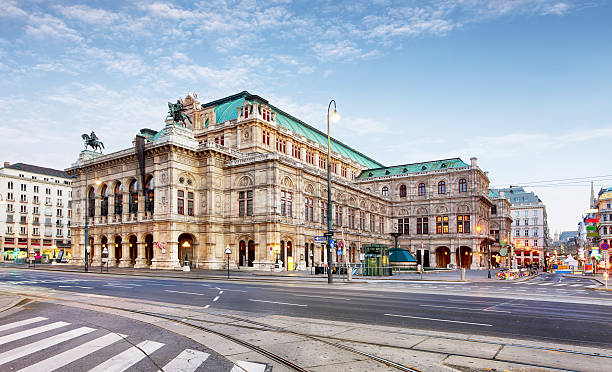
[160,349,210,372]
[0,321,70,345]
[552,284,566,287]
[569,284,582,287]
[17,333,127,372]
[88,340,164,372]
[538,282,553,286]
[0,317,47,332]
[0,327,96,366]
[230,360,267,372]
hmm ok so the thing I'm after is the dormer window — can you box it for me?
[385,170,390,175]
[244,105,250,119]
[421,166,427,171]
[441,163,447,168]
[262,108,271,122]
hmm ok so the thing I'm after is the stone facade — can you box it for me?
[67,92,509,271]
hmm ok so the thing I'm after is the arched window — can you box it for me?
[144,176,154,213]
[438,181,446,194]
[382,186,389,197]
[129,179,138,213]
[399,185,406,198]
[459,178,467,193]
[100,185,109,216]
[87,187,95,217]
[114,183,123,215]
[418,183,426,196]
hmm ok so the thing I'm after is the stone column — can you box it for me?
[471,241,479,269]
[134,241,148,268]
[92,242,102,266]
[118,237,132,267]
[450,243,456,266]
[107,241,116,267]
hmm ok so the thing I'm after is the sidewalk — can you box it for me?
[0,262,507,283]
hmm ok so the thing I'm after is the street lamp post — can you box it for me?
[84,169,89,273]
[326,100,340,284]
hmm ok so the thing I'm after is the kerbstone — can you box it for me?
[497,345,608,372]
[414,337,500,359]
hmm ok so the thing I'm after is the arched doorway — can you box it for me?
[247,240,255,267]
[178,233,194,267]
[128,235,137,265]
[457,246,472,268]
[286,241,293,270]
[101,236,108,262]
[280,240,285,266]
[239,240,246,267]
[145,235,153,265]
[436,246,451,268]
[114,236,122,265]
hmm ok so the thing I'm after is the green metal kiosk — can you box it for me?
[362,244,392,276]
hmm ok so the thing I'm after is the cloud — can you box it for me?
[25,14,83,42]
[0,0,27,17]
[55,4,121,25]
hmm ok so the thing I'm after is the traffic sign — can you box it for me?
[225,246,232,254]
[314,236,326,243]
[337,249,342,256]
[330,239,335,249]
[603,272,609,281]
[601,243,610,251]
[585,218,599,223]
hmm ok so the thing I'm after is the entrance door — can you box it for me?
[423,250,430,267]
[247,241,255,267]
[239,241,246,266]
[436,247,450,268]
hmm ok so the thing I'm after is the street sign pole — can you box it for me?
[225,245,232,279]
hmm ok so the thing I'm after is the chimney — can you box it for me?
[470,157,478,167]
[3,162,9,168]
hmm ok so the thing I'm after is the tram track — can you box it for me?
[2,290,611,371]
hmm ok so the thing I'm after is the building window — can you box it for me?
[332,162,338,174]
[56,208,62,217]
[20,194,27,202]
[341,165,347,178]
[459,178,467,193]
[306,151,314,165]
[20,184,26,191]
[262,130,270,146]
[305,197,313,222]
[359,211,365,230]
[524,229,529,237]
[57,189,62,196]
[129,180,138,213]
[418,183,426,196]
[534,240,538,246]
[276,137,286,153]
[457,215,470,233]
[34,185,38,193]
[20,205,27,213]
[398,218,409,235]
[87,188,95,217]
[515,230,520,237]
[46,188,51,195]
[417,217,428,234]
[524,219,529,226]
[369,213,376,232]
[382,186,389,196]
[334,205,343,226]
[534,229,538,236]
[187,192,194,216]
[379,216,384,233]
[399,185,407,198]
[239,191,253,217]
[144,176,154,213]
[214,134,225,146]
[491,205,497,215]
[262,108,271,121]
[292,144,301,159]
[525,240,529,246]
[320,201,327,224]
[281,190,292,217]
[348,208,355,229]
[7,181,13,190]
[114,183,123,215]
[438,181,446,194]
[436,216,449,234]
[177,190,184,215]
[100,185,109,216]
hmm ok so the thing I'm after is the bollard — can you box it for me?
[461,268,466,281]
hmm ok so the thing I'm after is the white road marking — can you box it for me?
[165,290,205,296]
[17,333,127,372]
[204,305,210,309]
[88,340,164,372]
[213,296,220,302]
[0,327,95,366]
[159,349,210,372]
[218,290,224,294]
[292,294,351,300]
[0,321,70,345]
[384,313,492,327]
[248,299,307,307]
[0,317,47,332]
[569,284,583,287]
[553,284,566,287]
[420,305,479,311]
[58,285,93,289]
[538,282,554,286]
[231,360,267,372]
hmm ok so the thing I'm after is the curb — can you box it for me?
[2,265,488,283]
[0,295,24,313]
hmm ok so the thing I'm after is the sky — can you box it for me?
[1,0,611,234]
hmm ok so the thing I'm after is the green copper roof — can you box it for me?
[203,91,383,169]
[357,158,469,179]
[389,248,417,263]
[489,189,501,198]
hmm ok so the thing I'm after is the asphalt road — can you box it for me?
[1,268,611,350]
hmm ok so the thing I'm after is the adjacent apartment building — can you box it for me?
[491,186,549,266]
[67,91,511,270]
[0,163,73,261]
